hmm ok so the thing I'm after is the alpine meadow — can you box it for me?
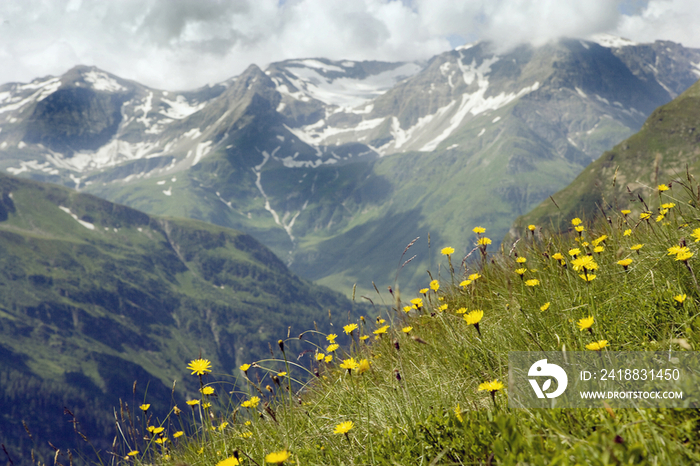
[1,29,700,466]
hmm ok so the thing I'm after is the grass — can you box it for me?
[91,171,700,466]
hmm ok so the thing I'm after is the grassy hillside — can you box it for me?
[0,173,360,466]
[97,172,700,465]
[513,78,700,234]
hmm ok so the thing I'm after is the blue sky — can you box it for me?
[1,0,698,90]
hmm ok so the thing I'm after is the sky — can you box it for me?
[1,0,699,91]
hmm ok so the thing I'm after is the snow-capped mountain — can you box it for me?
[1,38,699,295]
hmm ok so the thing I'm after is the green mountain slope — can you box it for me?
[0,172,357,465]
[512,78,700,233]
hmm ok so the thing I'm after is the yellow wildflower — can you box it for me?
[216,456,240,466]
[478,379,504,392]
[173,431,184,438]
[459,280,472,287]
[571,256,598,272]
[187,358,212,376]
[577,316,594,331]
[515,268,527,276]
[477,237,492,246]
[568,248,581,257]
[464,310,484,326]
[200,386,215,395]
[571,218,582,226]
[630,244,643,251]
[315,353,325,361]
[552,252,564,261]
[186,399,200,406]
[339,358,359,371]
[430,280,440,291]
[528,224,536,231]
[139,404,150,412]
[455,404,464,423]
[658,184,669,192]
[579,273,597,282]
[127,451,139,457]
[674,294,687,304]
[525,279,540,287]
[326,343,339,352]
[473,226,486,234]
[333,421,354,435]
[516,257,527,263]
[468,273,482,280]
[540,302,550,312]
[326,333,337,342]
[438,304,448,311]
[621,209,631,215]
[402,326,413,333]
[676,250,694,262]
[240,363,251,373]
[357,359,371,374]
[586,340,609,351]
[419,288,429,294]
[617,258,633,270]
[455,307,467,314]
[241,396,260,408]
[265,450,291,464]
[325,354,333,363]
[623,229,632,236]
[640,211,652,220]
[441,246,455,255]
[344,323,358,334]
[373,325,390,335]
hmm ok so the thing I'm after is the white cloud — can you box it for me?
[0,0,698,91]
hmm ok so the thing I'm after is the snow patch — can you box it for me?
[478,128,485,137]
[446,144,459,150]
[7,160,59,175]
[160,95,206,119]
[590,34,638,48]
[192,141,212,166]
[58,206,95,230]
[83,70,126,92]
[163,186,172,196]
[492,116,501,123]
[17,141,26,149]
[575,87,587,98]
[157,180,166,185]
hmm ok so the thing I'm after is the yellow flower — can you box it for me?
[477,237,492,246]
[630,244,643,251]
[325,354,333,363]
[326,343,339,352]
[455,404,464,423]
[339,358,359,371]
[438,304,448,312]
[552,253,564,261]
[186,399,200,406]
[455,307,467,314]
[515,257,527,263]
[359,336,369,342]
[525,279,540,287]
[326,333,337,342]
[216,456,240,466]
[151,426,164,434]
[591,235,607,246]
[674,294,687,304]
[623,229,632,236]
[528,224,536,231]
[441,246,455,255]
[473,226,486,234]
[658,184,669,192]
[265,450,291,464]
[586,340,609,351]
[540,302,550,312]
[577,316,594,331]
[568,248,581,257]
[277,371,287,377]
[239,432,253,439]
[139,404,150,412]
[593,246,604,253]
[241,396,260,408]
[419,288,429,294]
[676,250,694,262]
[640,211,652,220]
[127,451,139,457]
[333,421,354,435]
[515,268,527,276]
[402,326,413,333]
[373,325,390,335]
[240,363,251,372]
[410,297,423,308]
[656,214,665,222]
[464,310,484,326]
[218,422,228,431]
[468,273,482,280]
[571,218,582,226]
[357,359,371,374]
[173,431,184,438]
[574,225,585,233]
[478,379,504,392]
[202,402,211,409]
[579,273,596,282]
[459,280,472,287]
[343,323,358,334]
[617,258,633,269]
[187,358,212,376]
[662,202,676,209]
[201,386,215,395]
[315,353,325,361]
[571,256,598,272]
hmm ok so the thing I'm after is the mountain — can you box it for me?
[1,37,700,296]
[0,172,357,465]
[511,76,700,232]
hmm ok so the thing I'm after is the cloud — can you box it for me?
[0,0,698,90]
